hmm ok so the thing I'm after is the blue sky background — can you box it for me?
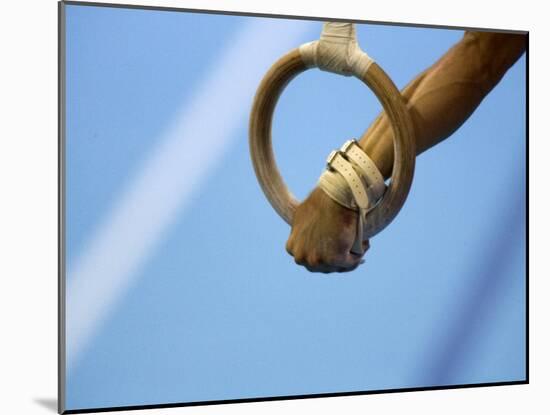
[64,4,526,411]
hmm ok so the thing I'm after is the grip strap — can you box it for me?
[318,140,386,254]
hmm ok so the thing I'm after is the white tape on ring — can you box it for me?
[299,22,374,77]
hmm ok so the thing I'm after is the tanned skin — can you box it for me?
[285,31,526,273]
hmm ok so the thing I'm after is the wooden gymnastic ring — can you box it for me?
[249,48,416,239]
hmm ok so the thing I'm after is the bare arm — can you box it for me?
[361,31,526,177]
[286,31,526,273]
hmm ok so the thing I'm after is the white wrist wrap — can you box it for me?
[318,140,386,255]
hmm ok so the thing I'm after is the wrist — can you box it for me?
[317,139,387,212]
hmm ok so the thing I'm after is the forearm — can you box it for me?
[358,31,526,178]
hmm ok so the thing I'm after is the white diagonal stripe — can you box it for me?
[66,18,316,371]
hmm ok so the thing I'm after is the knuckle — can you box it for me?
[285,240,294,256]
[337,264,355,273]
[339,256,362,272]
[294,252,306,265]
[324,253,345,266]
[304,265,318,273]
[306,253,321,267]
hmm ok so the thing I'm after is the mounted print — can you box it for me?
[59,1,528,413]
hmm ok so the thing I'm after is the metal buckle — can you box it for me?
[340,139,358,153]
[326,138,359,170]
[326,149,339,167]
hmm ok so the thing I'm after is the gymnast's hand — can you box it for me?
[285,187,368,273]
[285,31,527,273]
